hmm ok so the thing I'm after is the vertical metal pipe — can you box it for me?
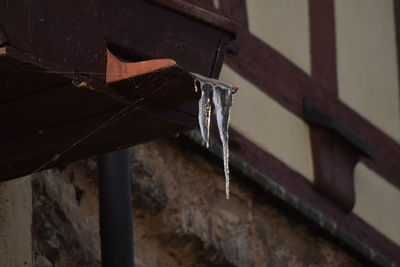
[97,149,134,267]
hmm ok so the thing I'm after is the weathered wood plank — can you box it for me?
[148,0,237,34]
[0,0,226,76]
[0,84,123,141]
[0,56,69,102]
[0,103,195,180]
[0,47,199,140]
[0,0,232,181]
[0,48,199,181]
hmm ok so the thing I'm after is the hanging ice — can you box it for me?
[213,87,233,199]
[198,83,213,148]
[192,73,238,199]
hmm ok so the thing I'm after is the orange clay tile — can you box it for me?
[106,49,176,83]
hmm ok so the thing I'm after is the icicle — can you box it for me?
[197,82,213,148]
[193,77,199,92]
[213,86,233,199]
[192,73,237,199]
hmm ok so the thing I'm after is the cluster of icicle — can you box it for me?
[191,73,238,199]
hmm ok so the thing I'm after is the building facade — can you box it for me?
[0,0,399,266]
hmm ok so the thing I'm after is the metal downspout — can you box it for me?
[97,149,134,267]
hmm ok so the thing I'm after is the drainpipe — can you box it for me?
[97,149,134,267]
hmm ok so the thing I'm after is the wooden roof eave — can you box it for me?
[0,47,200,181]
[0,0,235,181]
[147,0,238,35]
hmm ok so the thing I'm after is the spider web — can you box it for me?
[31,66,190,174]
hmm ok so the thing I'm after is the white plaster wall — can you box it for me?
[220,64,314,182]
[354,163,400,245]
[246,0,311,74]
[335,0,400,142]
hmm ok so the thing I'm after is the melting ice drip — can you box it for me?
[191,73,238,199]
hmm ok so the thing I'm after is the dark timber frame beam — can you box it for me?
[0,0,235,180]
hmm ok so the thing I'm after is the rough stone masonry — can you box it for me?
[1,138,360,267]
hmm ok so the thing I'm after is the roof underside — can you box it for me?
[0,0,234,180]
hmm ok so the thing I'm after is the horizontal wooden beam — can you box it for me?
[147,0,238,34]
[0,46,199,181]
[0,0,234,180]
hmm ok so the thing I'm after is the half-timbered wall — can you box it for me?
[206,0,400,265]
[221,65,315,182]
[335,0,400,142]
[246,0,311,74]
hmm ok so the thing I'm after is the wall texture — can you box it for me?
[26,138,361,267]
[0,176,32,267]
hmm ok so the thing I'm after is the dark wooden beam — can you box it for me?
[147,0,237,35]
[0,49,199,181]
[225,19,400,191]
[0,0,234,180]
[309,0,338,98]
[0,0,230,76]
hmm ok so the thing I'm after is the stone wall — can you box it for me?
[0,176,32,267]
[2,138,361,266]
